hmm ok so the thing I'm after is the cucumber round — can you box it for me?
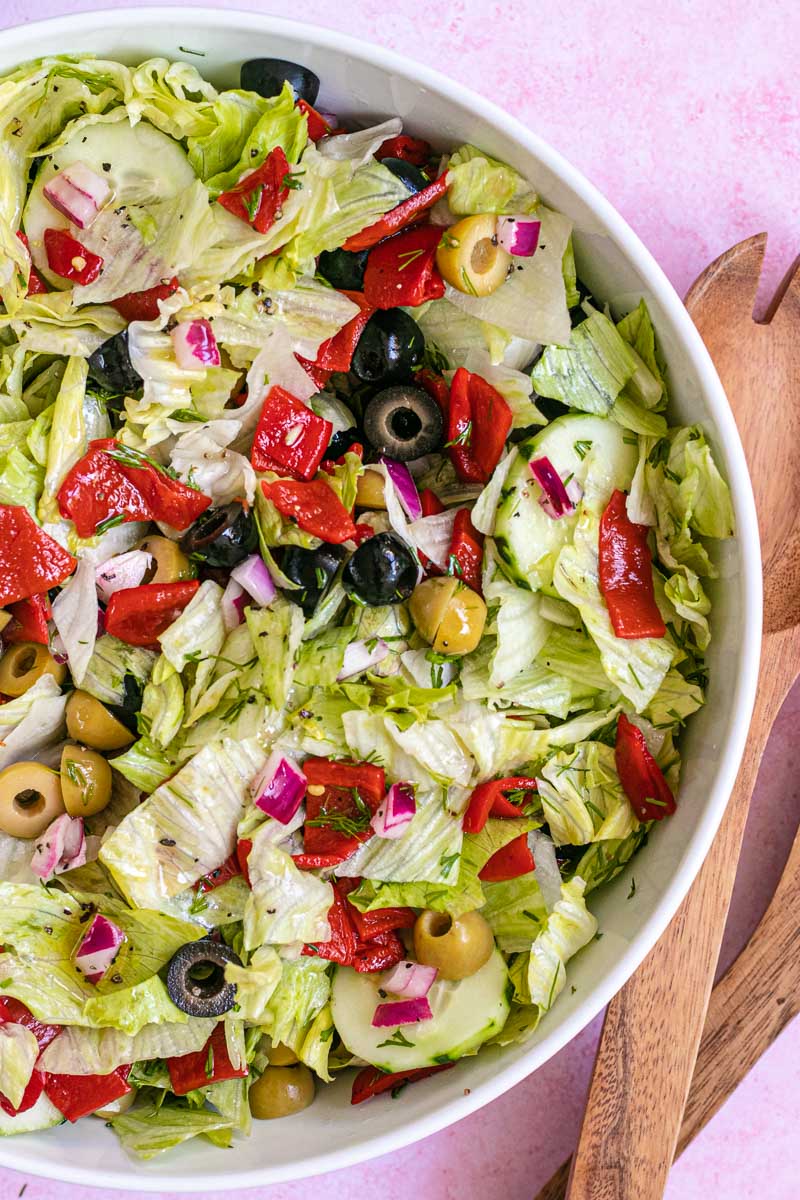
[493,414,638,592]
[0,1091,64,1136]
[23,115,197,287]
[331,948,510,1072]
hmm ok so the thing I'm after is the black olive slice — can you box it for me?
[350,309,424,385]
[87,331,142,397]
[318,248,369,291]
[179,503,258,569]
[282,543,347,616]
[363,385,443,461]
[240,58,320,106]
[166,939,242,1017]
[342,532,417,606]
[380,157,430,195]
[105,672,144,735]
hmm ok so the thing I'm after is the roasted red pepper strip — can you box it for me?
[351,1063,454,1105]
[463,776,538,834]
[598,489,666,639]
[43,228,103,285]
[447,368,513,484]
[195,852,242,894]
[44,1066,131,1122]
[4,593,51,645]
[375,135,433,167]
[114,447,211,532]
[261,478,357,544]
[615,713,676,821]
[217,147,290,234]
[110,276,179,322]
[15,231,47,295]
[344,174,449,252]
[352,928,405,973]
[348,904,416,942]
[417,369,450,414]
[0,998,60,1051]
[0,1070,44,1117]
[236,838,253,885]
[251,386,333,479]
[419,488,445,517]
[167,1024,248,1096]
[478,833,535,882]
[302,757,385,859]
[447,508,484,593]
[302,884,358,965]
[104,581,199,647]
[0,505,76,607]
[292,851,350,871]
[363,224,445,308]
[311,291,375,374]
[296,356,334,391]
[296,98,332,141]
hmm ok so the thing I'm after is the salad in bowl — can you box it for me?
[0,49,734,1159]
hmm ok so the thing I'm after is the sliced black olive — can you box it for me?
[281,543,347,616]
[166,940,242,1017]
[179,503,258,569]
[363,385,442,461]
[342,532,417,606]
[87,331,142,398]
[325,426,361,460]
[105,672,144,735]
[351,309,425,385]
[240,58,320,106]
[318,248,369,291]
[380,157,429,195]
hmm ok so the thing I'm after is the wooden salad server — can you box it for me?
[549,235,800,1200]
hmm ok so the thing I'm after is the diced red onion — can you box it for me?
[529,456,576,519]
[496,215,541,257]
[43,162,112,230]
[30,814,86,880]
[231,553,277,608]
[171,319,221,370]
[251,750,307,824]
[370,781,416,839]
[74,913,125,983]
[406,509,458,569]
[372,997,433,1027]
[382,960,438,999]
[337,638,390,680]
[50,632,68,665]
[380,457,422,521]
[221,577,246,631]
[95,550,152,604]
[527,829,562,911]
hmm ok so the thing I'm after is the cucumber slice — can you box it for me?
[494,414,638,592]
[0,1092,64,1136]
[23,115,197,287]
[331,948,510,1072]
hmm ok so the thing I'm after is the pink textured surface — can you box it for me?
[2,2,799,1197]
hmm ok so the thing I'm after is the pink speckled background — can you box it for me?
[2,2,799,1196]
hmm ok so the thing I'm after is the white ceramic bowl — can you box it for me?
[0,8,761,1190]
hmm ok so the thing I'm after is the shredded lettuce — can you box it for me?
[243,827,333,949]
[531,308,640,416]
[537,742,639,845]
[0,675,67,770]
[446,144,539,215]
[526,877,597,1011]
[111,1099,233,1159]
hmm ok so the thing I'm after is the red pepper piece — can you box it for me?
[104,581,199,647]
[292,851,350,870]
[344,174,449,252]
[261,478,357,544]
[295,355,334,391]
[167,1024,248,1096]
[363,224,445,309]
[296,98,332,141]
[44,1066,131,1123]
[4,593,51,645]
[15,231,47,295]
[351,1063,454,1105]
[375,135,433,167]
[236,838,253,885]
[0,1069,44,1118]
[615,713,676,821]
[0,505,76,607]
[447,368,513,484]
[302,757,385,859]
[419,488,445,517]
[348,904,416,942]
[447,508,484,593]
[43,228,103,285]
[302,884,358,965]
[463,776,538,834]
[115,450,211,532]
[217,147,290,234]
[111,277,180,322]
[312,292,375,374]
[352,928,405,973]
[195,852,242,894]
[0,997,60,1051]
[478,833,535,882]
[417,369,450,414]
[251,386,333,479]
[599,489,666,639]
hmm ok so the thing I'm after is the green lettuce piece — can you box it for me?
[460,640,596,718]
[83,977,186,1037]
[342,709,473,791]
[38,357,109,523]
[663,566,711,651]
[0,446,44,515]
[537,627,613,692]
[562,236,581,308]
[1,292,126,358]
[616,299,667,406]
[246,600,306,710]
[0,1024,39,1108]
[224,946,282,1021]
[39,1015,218,1077]
[537,742,639,845]
[0,674,67,770]
[259,958,331,1055]
[201,82,307,194]
[484,549,552,686]
[81,634,157,707]
[186,87,272,181]
[126,58,216,138]
[570,825,650,894]
[298,1003,335,1082]
[531,309,639,415]
[0,882,83,962]
[335,788,464,884]
[446,144,539,215]
[294,625,355,688]
[0,419,32,455]
[110,737,179,794]
[158,579,225,674]
[111,1099,232,1160]
[644,668,704,729]
[140,655,184,749]
[243,829,333,950]
[482,874,548,953]
[526,877,597,1011]
[609,391,668,437]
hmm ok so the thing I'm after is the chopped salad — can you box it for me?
[0,51,735,1156]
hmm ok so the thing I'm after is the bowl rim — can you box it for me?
[0,6,762,1191]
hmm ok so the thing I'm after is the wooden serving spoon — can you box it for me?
[557,235,800,1200]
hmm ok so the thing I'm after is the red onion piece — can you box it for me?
[529,456,576,519]
[171,319,220,370]
[95,550,152,604]
[380,457,422,521]
[251,750,307,823]
[496,215,541,257]
[370,781,416,839]
[230,553,277,607]
[372,996,433,1027]
[221,577,246,632]
[74,913,126,983]
[43,162,112,230]
[30,814,86,881]
[382,960,438,998]
[337,638,390,680]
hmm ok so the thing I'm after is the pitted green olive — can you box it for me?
[248,1064,315,1119]
[266,1041,299,1067]
[60,743,113,818]
[0,643,66,698]
[66,690,135,751]
[0,762,64,838]
[354,468,387,510]
[139,535,193,584]
[409,577,487,655]
[413,909,495,981]
[436,214,511,297]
